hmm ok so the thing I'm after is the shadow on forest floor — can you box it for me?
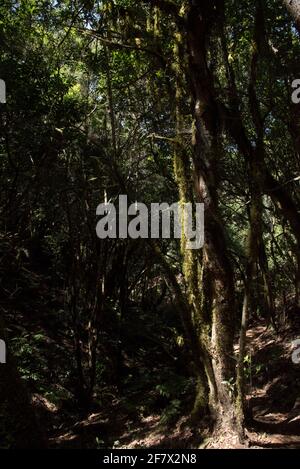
[47,395,204,449]
[245,324,300,448]
[30,319,300,449]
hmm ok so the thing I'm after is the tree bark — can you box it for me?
[186,0,241,438]
[150,240,213,416]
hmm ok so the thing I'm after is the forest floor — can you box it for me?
[31,318,300,449]
[244,323,300,449]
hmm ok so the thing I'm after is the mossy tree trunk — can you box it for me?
[172,24,214,419]
[185,0,241,437]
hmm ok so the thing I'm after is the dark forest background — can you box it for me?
[1,0,300,449]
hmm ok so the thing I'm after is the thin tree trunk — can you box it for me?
[150,240,213,416]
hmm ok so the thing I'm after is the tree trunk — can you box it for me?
[186,0,241,438]
[172,26,213,418]
[150,240,212,417]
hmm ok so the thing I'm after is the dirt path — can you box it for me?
[48,322,300,449]
[245,324,300,448]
